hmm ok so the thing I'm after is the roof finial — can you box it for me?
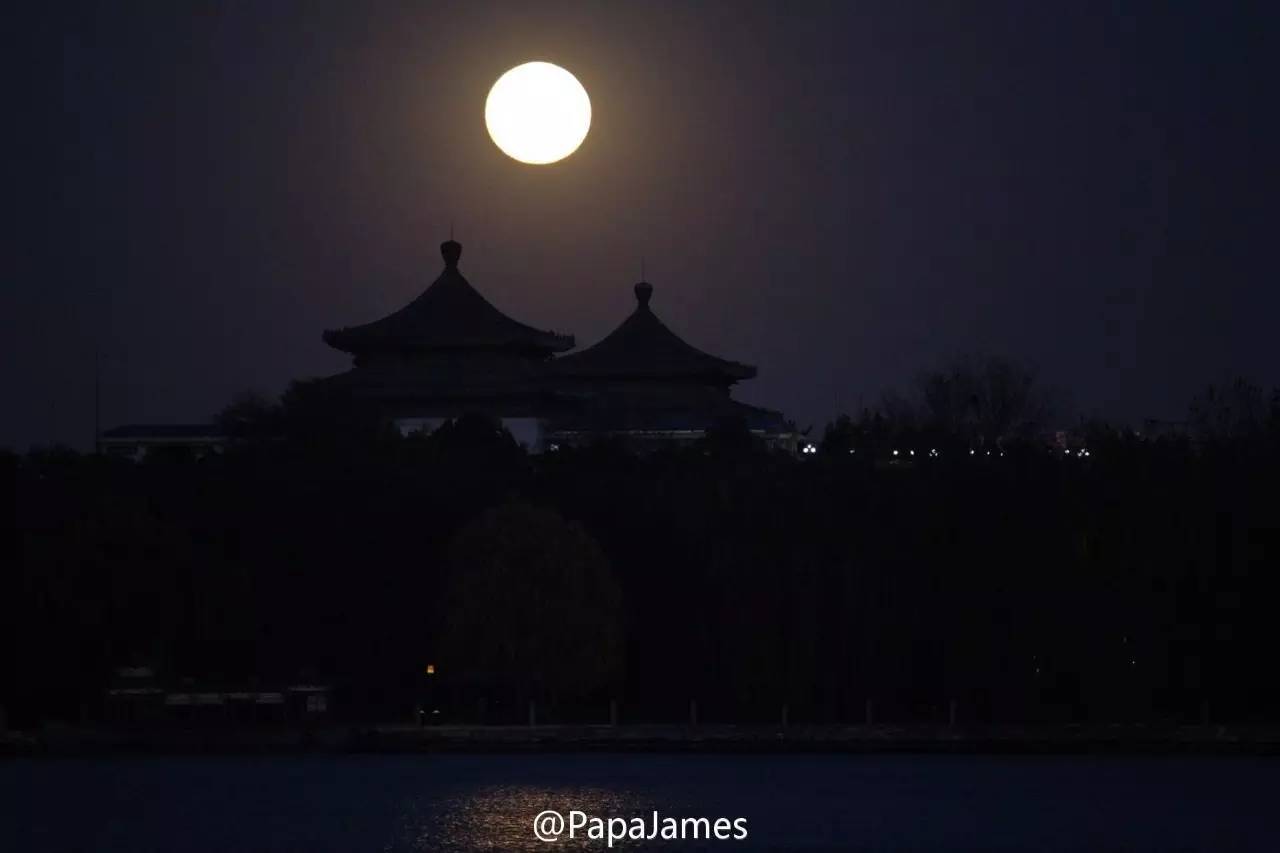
[634,279,653,308]
[441,235,461,268]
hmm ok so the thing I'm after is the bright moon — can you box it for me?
[485,62,591,165]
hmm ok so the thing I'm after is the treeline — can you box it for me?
[2,373,1278,728]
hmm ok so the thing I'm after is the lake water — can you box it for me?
[1,754,1275,851]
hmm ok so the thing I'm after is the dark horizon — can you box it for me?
[8,0,1279,451]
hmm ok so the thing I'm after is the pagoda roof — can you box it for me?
[553,281,756,383]
[323,240,574,357]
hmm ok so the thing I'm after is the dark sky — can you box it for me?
[7,1,1278,450]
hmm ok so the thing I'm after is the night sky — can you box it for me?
[7,1,1278,451]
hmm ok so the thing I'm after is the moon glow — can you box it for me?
[485,62,592,165]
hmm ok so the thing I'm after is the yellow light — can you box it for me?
[485,62,592,165]
[425,664,436,675]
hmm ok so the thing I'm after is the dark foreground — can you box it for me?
[6,722,1280,757]
[1,753,1276,851]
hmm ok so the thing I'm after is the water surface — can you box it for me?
[1,754,1275,851]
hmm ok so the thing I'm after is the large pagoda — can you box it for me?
[320,239,574,446]
[546,279,791,448]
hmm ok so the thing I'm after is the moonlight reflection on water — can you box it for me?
[2,754,1277,852]
[398,785,647,851]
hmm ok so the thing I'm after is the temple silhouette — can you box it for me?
[319,238,576,449]
[100,239,793,456]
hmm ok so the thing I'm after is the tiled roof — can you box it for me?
[553,281,755,383]
[323,240,574,357]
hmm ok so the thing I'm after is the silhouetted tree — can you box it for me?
[214,390,282,440]
[697,415,762,456]
[1188,377,1269,441]
[438,502,622,711]
[417,412,525,463]
[6,364,1280,729]
[820,414,857,454]
[278,378,395,449]
[917,353,1050,444]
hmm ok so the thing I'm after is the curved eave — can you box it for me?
[552,305,756,383]
[321,243,575,357]
[322,327,574,356]
[553,362,756,383]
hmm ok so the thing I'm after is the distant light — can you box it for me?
[802,442,817,455]
[969,449,975,456]
[548,443,560,452]
[425,664,436,675]
[986,450,991,456]
[848,448,855,454]
[893,449,899,456]
[909,450,915,456]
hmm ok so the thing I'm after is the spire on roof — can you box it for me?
[553,276,755,384]
[322,238,573,357]
[634,280,653,309]
[441,238,461,269]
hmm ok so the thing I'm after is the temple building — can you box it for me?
[101,239,794,455]
[545,279,789,449]
[321,239,789,450]
[319,238,575,449]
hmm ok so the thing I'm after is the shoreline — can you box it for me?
[5,723,1280,758]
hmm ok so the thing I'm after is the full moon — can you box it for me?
[485,62,592,165]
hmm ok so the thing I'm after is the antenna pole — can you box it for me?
[93,347,101,453]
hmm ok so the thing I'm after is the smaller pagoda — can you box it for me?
[547,279,791,448]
